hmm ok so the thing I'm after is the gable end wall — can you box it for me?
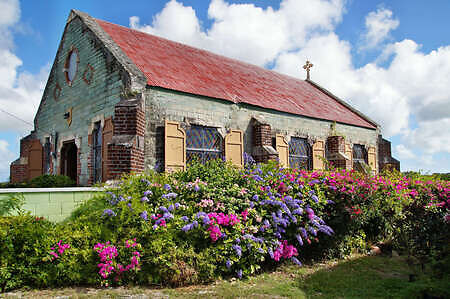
[31,16,127,185]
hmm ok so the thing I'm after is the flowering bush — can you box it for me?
[0,159,448,291]
[48,240,70,261]
[94,160,338,280]
[93,239,142,286]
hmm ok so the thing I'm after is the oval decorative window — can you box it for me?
[65,48,79,86]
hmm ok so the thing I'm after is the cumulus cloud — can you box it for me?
[395,144,416,160]
[362,8,399,49]
[128,0,450,170]
[0,0,48,181]
[130,0,344,66]
[274,33,410,136]
[0,0,47,133]
[275,37,450,145]
[0,139,15,181]
[405,119,450,154]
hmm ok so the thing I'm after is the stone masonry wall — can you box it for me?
[31,16,127,185]
[144,87,379,171]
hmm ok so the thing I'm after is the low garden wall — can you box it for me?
[0,188,102,222]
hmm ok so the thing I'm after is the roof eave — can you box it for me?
[305,79,380,130]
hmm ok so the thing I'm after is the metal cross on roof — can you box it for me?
[303,60,313,80]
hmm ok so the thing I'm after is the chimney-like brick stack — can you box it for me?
[253,123,271,147]
[10,136,35,183]
[106,98,145,180]
[326,136,351,170]
[252,122,278,163]
[378,135,400,171]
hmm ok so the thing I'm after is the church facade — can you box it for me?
[10,10,399,185]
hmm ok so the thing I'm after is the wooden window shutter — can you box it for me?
[276,134,289,168]
[225,130,244,167]
[102,117,114,182]
[368,146,377,173]
[345,143,353,167]
[312,140,325,170]
[165,120,186,172]
[28,139,43,180]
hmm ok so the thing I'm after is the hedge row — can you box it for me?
[0,160,448,291]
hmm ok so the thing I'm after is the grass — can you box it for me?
[1,255,449,298]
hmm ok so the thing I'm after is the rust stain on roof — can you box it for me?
[96,19,376,129]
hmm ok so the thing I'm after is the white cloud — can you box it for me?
[395,144,416,160]
[129,0,207,49]
[0,0,19,27]
[0,139,15,182]
[362,8,399,49]
[0,0,47,133]
[128,1,450,169]
[274,33,410,137]
[275,38,450,145]
[405,119,450,154]
[130,0,344,66]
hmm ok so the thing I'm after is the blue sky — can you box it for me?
[0,0,449,181]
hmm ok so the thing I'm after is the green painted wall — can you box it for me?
[144,87,380,170]
[34,16,125,185]
[0,188,102,222]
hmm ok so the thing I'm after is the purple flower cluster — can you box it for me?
[102,209,116,217]
[162,192,178,199]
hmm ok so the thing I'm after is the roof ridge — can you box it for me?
[79,10,378,129]
[93,18,311,86]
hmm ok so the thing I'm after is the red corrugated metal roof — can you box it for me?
[96,19,376,129]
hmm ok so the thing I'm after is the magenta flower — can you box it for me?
[208,225,221,242]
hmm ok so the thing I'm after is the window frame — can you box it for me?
[64,47,79,86]
[352,144,368,171]
[185,125,223,164]
[92,121,102,183]
[288,137,312,170]
[44,137,51,174]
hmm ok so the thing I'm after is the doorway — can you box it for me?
[60,140,77,182]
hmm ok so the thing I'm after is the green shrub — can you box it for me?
[0,175,76,189]
[0,160,448,290]
[28,174,76,188]
[0,194,25,216]
[0,215,56,291]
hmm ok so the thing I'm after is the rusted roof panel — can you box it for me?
[96,19,376,129]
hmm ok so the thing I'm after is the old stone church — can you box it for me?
[10,10,399,185]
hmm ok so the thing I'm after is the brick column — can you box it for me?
[326,136,351,170]
[9,135,36,183]
[252,122,278,163]
[106,98,145,180]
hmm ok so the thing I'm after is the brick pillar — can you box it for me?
[253,123,271,147]
[326,136,351,170]
[9,135,36,183]
[252,122,278,163]
[378,135,400,172]
[10,164,27,184]
[106,98,145,180]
